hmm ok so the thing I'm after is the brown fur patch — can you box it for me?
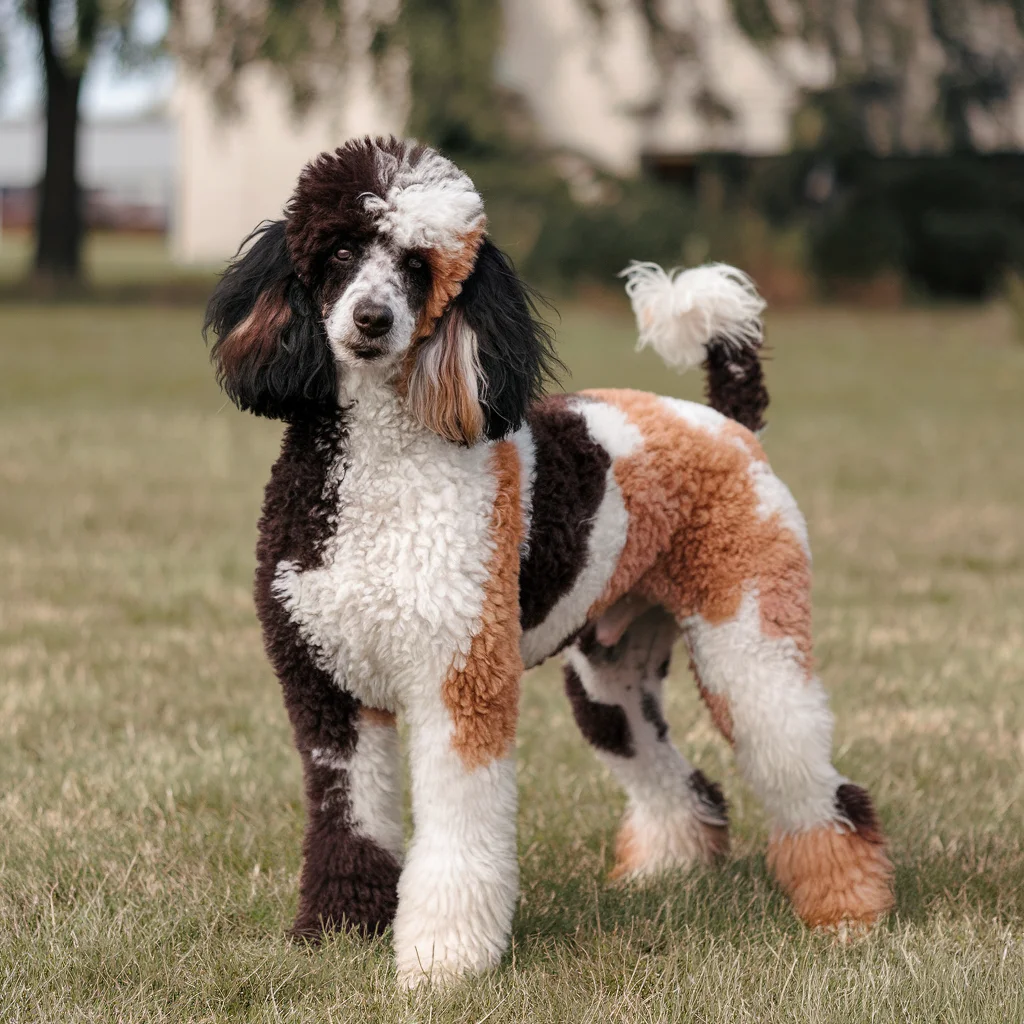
[414,222,487,340]
[582,389,813,678]
[405,307,485,445]
[768,820,894,929]
[359,706,397,729]
[609,819,645,881]
[442,442,524,768]
[217,285,291,374]
[400,224,488,445]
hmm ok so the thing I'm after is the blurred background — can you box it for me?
[3,0,1024,304]
[2,5,1024,1018]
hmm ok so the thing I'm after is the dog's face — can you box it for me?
[287,139,485,372]
[204,137,555,444]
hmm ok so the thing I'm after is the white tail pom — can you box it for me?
[619,261,766,373]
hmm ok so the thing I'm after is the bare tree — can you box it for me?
[0,0,164,283]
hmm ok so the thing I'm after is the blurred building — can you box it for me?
[172,0,835,262]
[171,0,1024,267]
[173,62,399,264]
[0,117,175,233]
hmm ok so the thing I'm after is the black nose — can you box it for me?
[353,300,394,338]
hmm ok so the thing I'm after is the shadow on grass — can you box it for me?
[513,852,786,947]
[892,844,1024,925]
[512,835,1024,951]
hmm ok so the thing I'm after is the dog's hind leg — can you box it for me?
[680,566,895,932]
[564,607,729,881]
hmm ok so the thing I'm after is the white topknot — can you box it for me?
[619,261,766,373]
[364,147,485,255]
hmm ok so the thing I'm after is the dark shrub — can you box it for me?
[811,157,1024,298]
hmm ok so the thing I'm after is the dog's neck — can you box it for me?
[337,367,451,460]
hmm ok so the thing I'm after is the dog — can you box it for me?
[203,136,894,987]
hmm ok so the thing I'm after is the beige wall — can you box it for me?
[498,0,830,174]
[172,0,1024,265]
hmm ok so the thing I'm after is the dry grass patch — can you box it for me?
[1,300,1022,1021]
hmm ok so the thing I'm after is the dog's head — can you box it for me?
[204,136,554,443]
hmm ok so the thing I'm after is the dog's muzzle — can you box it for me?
[351,300,394,359]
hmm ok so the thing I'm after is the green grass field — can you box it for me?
[0,234,217,301]
[1,296,1023,1022]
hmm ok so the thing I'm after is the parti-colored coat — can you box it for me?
[203,136,894,988]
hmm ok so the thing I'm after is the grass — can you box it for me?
[1,295,1023,1022]
[0,233,217,301]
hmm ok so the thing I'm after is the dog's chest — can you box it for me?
[272,397,498,709]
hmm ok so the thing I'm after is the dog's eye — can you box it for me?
[406,255,424,270]
[335,248,353,262]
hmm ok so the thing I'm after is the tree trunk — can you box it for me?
[33,0,85,284]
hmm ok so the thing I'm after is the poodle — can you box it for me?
[203,135,894,987]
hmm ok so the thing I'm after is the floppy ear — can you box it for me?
[406,238,557,445]
[203,220,337,421]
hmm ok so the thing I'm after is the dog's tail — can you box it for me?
[619,261,768,433]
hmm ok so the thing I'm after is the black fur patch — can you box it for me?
[204,219,337,422]
[689,769,728,824]
[703,340,769,433]
[455,239,561,440]
[255,412,400,938]
[285,136,418,287]
[564,665,634,757]
[639,690,669,741]
[519,396,611,631]
[835,783,883,843]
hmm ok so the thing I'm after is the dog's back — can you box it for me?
[518,262,777,668]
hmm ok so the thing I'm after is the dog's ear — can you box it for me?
[406,239,557,445]
[203,220,337,421]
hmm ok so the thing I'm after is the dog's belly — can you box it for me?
[271,417,500,711]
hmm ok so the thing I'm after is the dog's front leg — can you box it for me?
[287,687,404,941]
[393,689,519,988]
[392,439,525,987]
[394,582,523,984]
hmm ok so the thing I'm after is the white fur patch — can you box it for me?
[324,244,418,365]
[511,425,537,558]
[348,718,404,860]
[659,395,729,434]
[271,383,498,713]
[749,460,812,558]
[393,697,518,988]
[684,588,842,832]
[310,718,404,861]
[620,261,766,374]
[573,397,644,458]
[365,148,485,256]
[565,611,721,875]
